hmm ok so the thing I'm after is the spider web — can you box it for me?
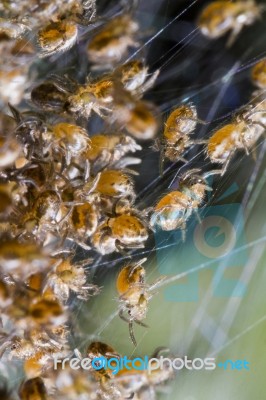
[1,1,266,399]
[73,1,266,399]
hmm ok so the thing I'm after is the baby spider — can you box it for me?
[59,201,100,250]
[207,102,266,174]
[66,74,118,119]
[0,237,49,279]
[44,255,99,304]
[86,341,121,379]
[2,324,66,361]
[7,104,52,162]
[23,348,62,378]
[236,96,266,132]
[25,295,66,329]
[150,190,192,233]
[112,85,159,140]
[78,169,137,217]
[95,169,136,200]
[251,58,266,89]
[197,0,263,47]
[87,14,139,66]
[0,17,29,39]
[114,60,159,95]
[73,341,121,396]
[75,341,129,398]
[18,189,68,244]
[0,128,21,169]
[116,258,164,346]
[38,20,78,58]
[157,104,205,173]
[77,169,137,219]
[19,377,48,400]
[178,168,212,209]
[44,122,91,166]
[150,170,211,235]
[0,287,67,358]
[35,0,97,57]
[91,201,149,255]
[123,100,159,141]
[31,81,69,113]
[85,133,142,172]
[0,64,30,105]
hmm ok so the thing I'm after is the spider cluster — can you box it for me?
[0,0,162,396]
[31,60,159,140]
[0,0,97,56]
[151,56,266,236]
[0,0,97,105]
[0,0,265,399]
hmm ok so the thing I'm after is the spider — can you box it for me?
[84,133,142,172]
[91,200,150,255]
[19,377,48,400]
[87,14,139,66]
[207,99,266,174]
[43,255,99,303]
[157,103,206,173]
[197,0,263,47]
[116,258,164,346]
[151,169,211,236]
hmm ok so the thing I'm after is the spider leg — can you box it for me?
[159,148,165,177]
[226,23,243,47]
[136,69,160,96]
[221,152,234,176]
[75,241,91,251]
[129,321,137,347]
[119,284,146,301]
[135,319,148,328]
[119,309,129,323]
[194,208,202,224]
[180,221,187,242]
[151,137,161,152]
[84,160,91,182]
[177,116,207,125]
[0,341,12,359]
